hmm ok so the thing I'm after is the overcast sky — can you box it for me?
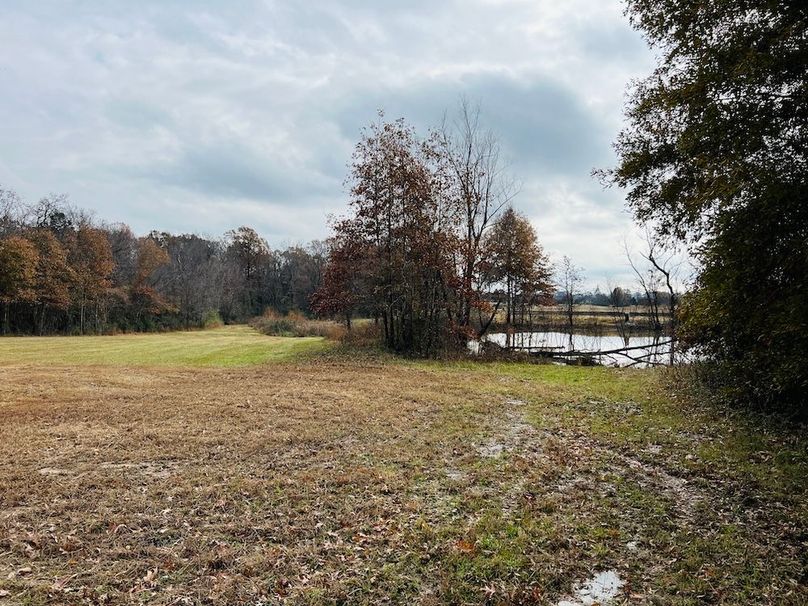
[0,0,658,286]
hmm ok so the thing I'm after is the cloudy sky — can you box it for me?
[0,0,658,285]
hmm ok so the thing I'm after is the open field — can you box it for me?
[0,329,805,604]
[0,326,328,367]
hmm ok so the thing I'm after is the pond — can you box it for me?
[470,330,678,367]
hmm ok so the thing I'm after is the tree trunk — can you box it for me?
[38,305,46,336]
[80,292,86,335]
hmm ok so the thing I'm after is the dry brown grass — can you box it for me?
[0,362,496,604]
[0,347,805,605]
[250,311,347,340]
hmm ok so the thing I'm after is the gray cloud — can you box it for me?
[0,0,656,285]
[331,71,609,176]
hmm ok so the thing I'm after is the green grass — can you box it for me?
[0,325,330,367]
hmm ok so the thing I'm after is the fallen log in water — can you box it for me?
[535,339,674,358]
[519,339,676,367]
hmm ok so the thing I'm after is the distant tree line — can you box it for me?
[557,287,675,309]
[0,189,326,335]
[312,106,554,355]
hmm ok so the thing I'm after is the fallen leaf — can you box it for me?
[455,539,476,554]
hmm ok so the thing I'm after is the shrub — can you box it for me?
[203,310,224,329]
[340,319,381,346]
[250,310,346,340]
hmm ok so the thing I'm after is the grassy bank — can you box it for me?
[0,328,804,604]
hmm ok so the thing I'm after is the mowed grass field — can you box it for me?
[0,326,328,367]
[0,328,805,605]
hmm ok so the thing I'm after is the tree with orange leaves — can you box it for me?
[0,235,39,333]
[70,225,114,334]
[27,229,75,334]
[129,237,171,326]
[484,207,553,329]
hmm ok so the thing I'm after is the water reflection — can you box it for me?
[471,331,680,367]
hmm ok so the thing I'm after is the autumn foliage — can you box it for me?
[312,112,553,355]
[0,192,329,335]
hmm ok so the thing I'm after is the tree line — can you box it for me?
[0,190,327,335]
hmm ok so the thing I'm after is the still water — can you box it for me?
[471,331,677,367]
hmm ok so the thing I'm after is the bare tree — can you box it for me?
[606,280,631,342]
[625,228,680,331]
[625,228,683,363]
[0,187,25,237]
[441,98,519,332]
[559,256,583,338]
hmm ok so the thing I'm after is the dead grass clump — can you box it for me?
[340,319,382,346]
[250,310,346,339]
